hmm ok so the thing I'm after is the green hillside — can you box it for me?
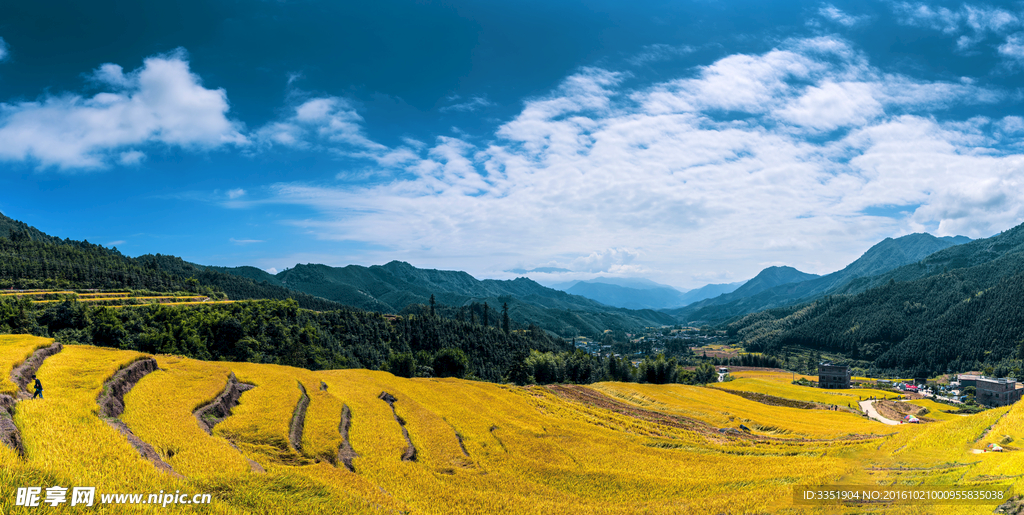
[669,233,970,323]
[729,224,1024,376]
[217,261,677,336]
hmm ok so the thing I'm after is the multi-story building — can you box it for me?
[818,363,851,389]
[975,377,1022,407]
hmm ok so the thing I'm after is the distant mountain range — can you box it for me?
[667,233,971,323]
[209,261,677,336]
[545,277,747,310]
[0,212,672,337]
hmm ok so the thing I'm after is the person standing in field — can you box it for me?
[32,376,43,399]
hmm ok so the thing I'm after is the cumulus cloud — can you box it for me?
[818,4,869,27]
[0,51,247,170]
[254,95,428,169]
[251,36,1021,286]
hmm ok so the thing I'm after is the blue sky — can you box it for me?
[2,0,1024,289]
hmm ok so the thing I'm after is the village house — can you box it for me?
[818,363,851,389]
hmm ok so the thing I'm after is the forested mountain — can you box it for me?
[215,261,677,336]
[668,233,969,323]
[0,213,64,245]
[726,266,820,298]
[728,224,1024,376]
[0,212,352,311]
[1,212,674,338]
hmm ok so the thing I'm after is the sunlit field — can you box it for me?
[1,335,1020,514]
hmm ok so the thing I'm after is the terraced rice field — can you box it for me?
[717,375,901,408]
[5,289,234,309]
[0,335,1020,514]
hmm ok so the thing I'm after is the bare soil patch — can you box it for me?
[337,404,358,472]
[0,394,25,457]
[192,373,264,472]
[379,392,417,461]
[193,372,255,433]
[874,400,930,422]
[289,382,310,453]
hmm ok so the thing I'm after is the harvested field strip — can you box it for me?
[0,291,75,298]
[110,300,235,308]
[97,357,181,478]
[0,394,24,457]
[715,388,833,410]
[290,382,310,452]
[379,392,417,461]
[193,372,255,434]
[124,358,256,477]
[32,296,209,304]
[547,384,717,436]
[337,404,358,471]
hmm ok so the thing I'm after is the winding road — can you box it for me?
[859,400,900,425]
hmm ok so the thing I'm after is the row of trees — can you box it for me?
[0,296,569,383]
[509,350,717,386]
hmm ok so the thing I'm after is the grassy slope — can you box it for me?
[1,335,1021,514]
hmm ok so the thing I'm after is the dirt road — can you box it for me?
[859,400,899,425]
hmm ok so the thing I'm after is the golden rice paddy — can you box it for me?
[0,335,1019,514]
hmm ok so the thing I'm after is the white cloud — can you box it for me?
[893,2,964,33]
[440,95,494,113]
[229,238,264,245]
[249,36,1022,287]
[775,81,883,130]
[118,150,146,166]
[264,267,278,274]
[999,32,1024,59]
[818,4,869,27]
[0,51,247,170]
[627,44,696,66]
[892,2,1024,59]
[257,96,384,151]
[106,240,126,246]
[569,248,642,273]
[254,95,429,169]
[0,37,8,62]
[227,188,246,199]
